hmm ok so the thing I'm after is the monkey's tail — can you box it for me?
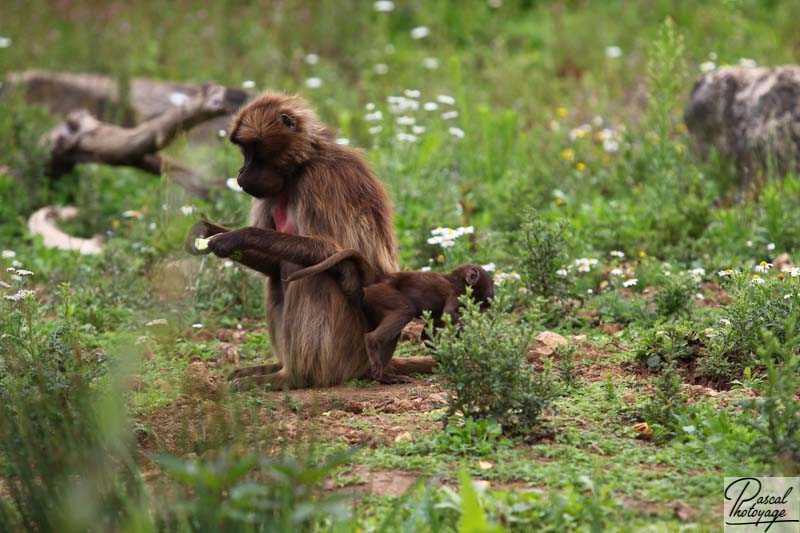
[385,356,436,375]
[285,248,377,284]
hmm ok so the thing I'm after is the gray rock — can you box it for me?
[684,66,800,182]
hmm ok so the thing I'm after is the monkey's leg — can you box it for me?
[370,335,413,385]
[365,309,414,384]
[207,227,337,267]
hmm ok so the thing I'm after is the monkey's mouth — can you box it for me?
[271,199,295,234]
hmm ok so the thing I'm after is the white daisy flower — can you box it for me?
[410,26,430,39]
[373,0,394,12]
[423,57,439,70]
[448,127,465,139]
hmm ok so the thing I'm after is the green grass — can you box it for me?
[2,0,800,530]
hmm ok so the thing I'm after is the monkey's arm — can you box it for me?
[442,294,462,326]
[206,226,339,267]
[186,221,282,276]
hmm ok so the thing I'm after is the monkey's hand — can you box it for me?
[186,220,228,255]
[205,229,248,258]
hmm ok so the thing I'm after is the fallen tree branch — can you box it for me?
[44,83,246,197]
[28,206,103,255]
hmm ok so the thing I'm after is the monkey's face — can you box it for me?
[235,141,287,198]
[230,96,312,199]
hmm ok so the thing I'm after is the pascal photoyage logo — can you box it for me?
[724,477,800,532]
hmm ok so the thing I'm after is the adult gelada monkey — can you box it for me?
[286,249,495,382]
[186,93,435,389]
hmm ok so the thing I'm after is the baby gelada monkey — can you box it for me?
[287,249,494,382]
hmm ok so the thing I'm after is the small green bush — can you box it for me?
[644,359,687,437]
[517,210,572,301]
[426,289,555,437]
[700,271,799,383]
[654,271,697,318]
[737,318,800,470]
[633,320,700,372]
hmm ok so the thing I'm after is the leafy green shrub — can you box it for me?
[0,284,144,531]
[516,210,572,300]
[644,359,687,436]
[155,450,353,531]
[699,271,799,383]
[633,320,700,372]
[426,290,555,437]
[432,470,622,532]
[670,404,759,463]
[654,271,697,318]
[590,290,654,326]
[397,418,511,457]
[737,319,800,470]
[554,343,580,391]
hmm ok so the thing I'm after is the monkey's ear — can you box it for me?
[465,266,480,285]
[281,113,297,130]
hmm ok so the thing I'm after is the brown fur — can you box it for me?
[186,93,435,389]
[287,250,494,381]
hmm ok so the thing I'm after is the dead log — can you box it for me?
[44,83,245,197]
[2,69,243,130]
[28,206,103,255]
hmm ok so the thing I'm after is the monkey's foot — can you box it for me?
[374,372,413,385]
[227,363,282,382]
[228,367,290,392]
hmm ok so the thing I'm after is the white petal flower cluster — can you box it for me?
[574,258,599,273]
[4,289,36,302]
[689,268,705,282]
[495,271,521,284]
[427,226,474,248]
[387,95,419,113]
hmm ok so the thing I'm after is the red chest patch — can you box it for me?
[272,200,294,234]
